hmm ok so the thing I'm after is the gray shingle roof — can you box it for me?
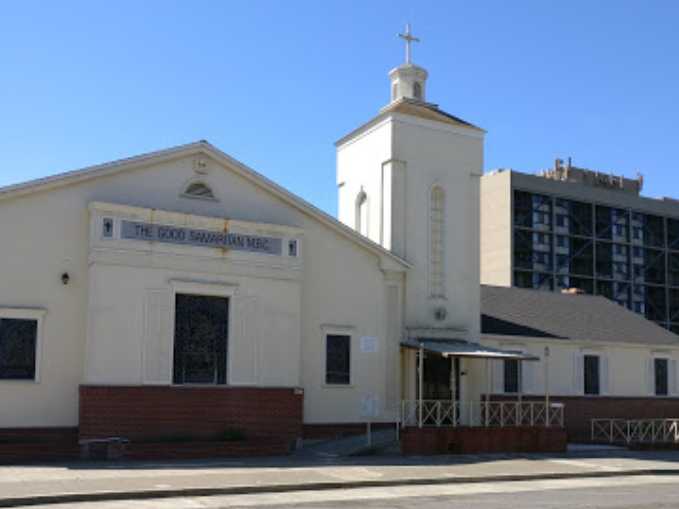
[481,285,679,346]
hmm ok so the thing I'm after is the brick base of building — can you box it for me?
[302,422,397,440]
[400,426,567,455]
[0,428,79,463]
[490,395,679,442]
[124,438,290,460]
[79,385,304,453]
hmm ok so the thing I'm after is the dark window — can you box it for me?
[514,271,533,289]
[504,359,520,393]
[0,318,38,380]
[655,358,669,396]
[584,355,600,395]
[413,81,422,100]
[173,294,229,385]
[288,240,298,257]
[326,334,351,384]
[513,191,533,228]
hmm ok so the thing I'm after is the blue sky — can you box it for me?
[1,1,677,215]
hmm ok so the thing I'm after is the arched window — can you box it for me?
[413,81,422,100]
[182,181,215,200]
[355,191,369,237]
[392,83,398,101]
[430,186,445,298]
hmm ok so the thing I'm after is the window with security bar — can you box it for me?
[173,294,229,385]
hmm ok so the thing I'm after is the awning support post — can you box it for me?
[450,355,456,427]
[418,345,424,428]
[517,360,523,426]
[544,346,551,427]
[485,358,490,427]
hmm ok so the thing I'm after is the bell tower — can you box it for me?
[336,25,485,336]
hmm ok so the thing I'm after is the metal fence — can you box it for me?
[591,418,679,444]
[401,400,564,428]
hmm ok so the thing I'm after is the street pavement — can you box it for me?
[2,450,679,507]
[15,475,679,508]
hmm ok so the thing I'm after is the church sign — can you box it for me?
[119,220,283,255]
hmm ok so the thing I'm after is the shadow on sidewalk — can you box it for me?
[6,446,679,471]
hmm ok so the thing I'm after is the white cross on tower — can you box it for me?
[398,23,420,65]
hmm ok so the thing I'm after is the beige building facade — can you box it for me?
[2,45,677,457]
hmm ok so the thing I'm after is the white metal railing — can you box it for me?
[401,400,564,428]
[591,418,679,445]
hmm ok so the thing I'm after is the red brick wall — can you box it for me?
[401,426,567,455]
[490,395,679,442]
[125,439,289,460]
[302,422,396,440]
[0,428,79,463]
[79,386,303,445]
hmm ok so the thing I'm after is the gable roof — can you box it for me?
[335,98,485,147]
[481,285,679,346]
[0,140,410,270]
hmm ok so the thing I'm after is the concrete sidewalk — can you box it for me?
[2,450,679,507]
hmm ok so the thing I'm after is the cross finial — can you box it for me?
[398,23,420,65]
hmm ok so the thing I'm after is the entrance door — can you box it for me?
[416,353,461,425]
[173,294,229,385]
[417,353,461,402]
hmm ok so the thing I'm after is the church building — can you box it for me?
[1,28,674,460]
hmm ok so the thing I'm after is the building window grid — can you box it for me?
[512,189,679,330]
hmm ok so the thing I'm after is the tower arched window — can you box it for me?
[392,83,398,101]
[355,190,369,237]
[430,186,445,298]
[413,81,422,100]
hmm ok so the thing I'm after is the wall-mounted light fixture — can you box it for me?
[61,272,70,285]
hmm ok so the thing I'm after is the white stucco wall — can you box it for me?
[338,112,483,337]
[336,118,392,246]
[0,147,406,428]
[480,171,512,287]
[481,336,679,398]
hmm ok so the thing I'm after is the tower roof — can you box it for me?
[335,98,484,147]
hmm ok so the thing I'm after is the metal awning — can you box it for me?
[401,338,539,361]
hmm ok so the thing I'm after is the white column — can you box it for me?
[418,346,424,428]
[450,356,456,427]
[517,360,523,425]
[485,358,491,427]
[544,347,551,427]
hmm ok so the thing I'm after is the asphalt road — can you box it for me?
[31,474,679,509]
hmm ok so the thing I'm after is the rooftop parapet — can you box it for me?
[539,158,643,196]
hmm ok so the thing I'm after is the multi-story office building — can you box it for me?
[481,159,679,332]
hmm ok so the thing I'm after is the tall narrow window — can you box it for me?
[655,358,669,396]
[326,334,351,385]
[430,186,445,298]
[356,191,368,237]
[584,355,600,395]
[413,81,422,100]
[504,359,520,393]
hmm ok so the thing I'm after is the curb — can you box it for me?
[1,468,677,507]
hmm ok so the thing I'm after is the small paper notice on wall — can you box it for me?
[360,336,378,353]
[360,394,379,418]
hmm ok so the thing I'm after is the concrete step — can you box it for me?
[298,428,398,458]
